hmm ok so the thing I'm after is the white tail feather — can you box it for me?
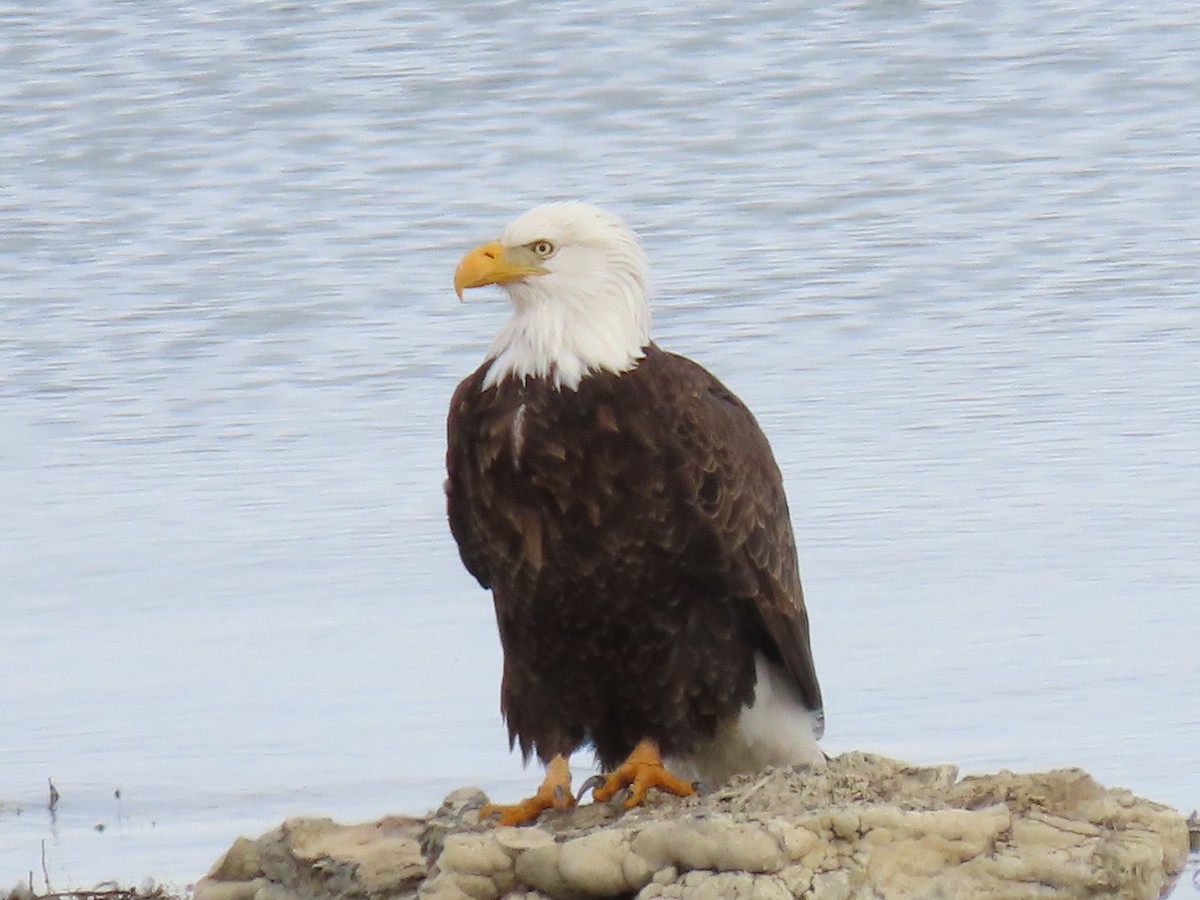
[670,655,825,787]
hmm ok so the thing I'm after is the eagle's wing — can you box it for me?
[659,350,824,733]
[446,364,494,590]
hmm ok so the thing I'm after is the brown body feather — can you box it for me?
[446,343,822,770]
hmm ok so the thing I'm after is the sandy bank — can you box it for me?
[195,752,1188,900]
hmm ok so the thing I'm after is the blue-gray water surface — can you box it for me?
[2,0,1198,891]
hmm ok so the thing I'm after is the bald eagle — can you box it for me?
[447,202,823,824]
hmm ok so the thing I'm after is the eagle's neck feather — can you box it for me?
[482,263,651,391]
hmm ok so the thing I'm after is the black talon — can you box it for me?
[576,774,606,802]
[692,780,710,797]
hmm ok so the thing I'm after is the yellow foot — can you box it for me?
[481,754,574,826]
[591,740,697,809]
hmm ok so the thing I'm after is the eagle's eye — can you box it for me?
[529,240,555,258]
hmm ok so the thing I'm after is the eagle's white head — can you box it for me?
[454,202,652,390]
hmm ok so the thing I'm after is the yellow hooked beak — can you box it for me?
[454,241,548,300]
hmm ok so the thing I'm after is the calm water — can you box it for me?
[2,0,1198,891]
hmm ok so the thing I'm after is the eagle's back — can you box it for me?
[446,343,821,769]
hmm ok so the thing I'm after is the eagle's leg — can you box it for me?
[590,739,696,808]
[480,753,574,826]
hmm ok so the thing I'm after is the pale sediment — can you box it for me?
[195,752,1189,900]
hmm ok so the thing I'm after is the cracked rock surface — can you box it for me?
[195,752,1188,900]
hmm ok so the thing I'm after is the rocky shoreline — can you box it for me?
[190,752,1188,900]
